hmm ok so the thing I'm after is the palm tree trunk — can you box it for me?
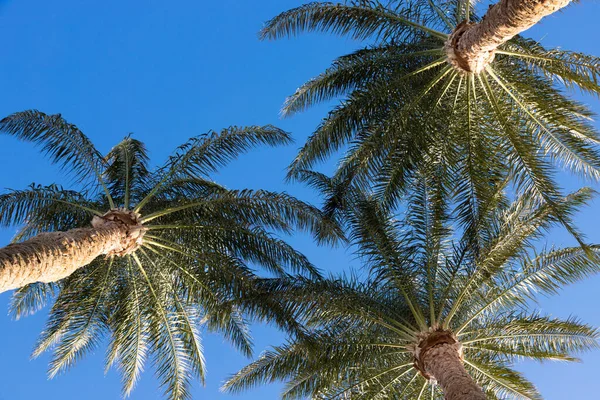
[422,342,486,400]
[447,0,571,72]
[0,223,126,293]
[0,211,145,293]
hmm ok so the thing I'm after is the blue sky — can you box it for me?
[0,0,598,399]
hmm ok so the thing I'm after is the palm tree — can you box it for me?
[261,0,600,245]
[0,110,340,399]
[224,174,600,399]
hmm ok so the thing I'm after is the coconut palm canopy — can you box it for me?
[0,110,341,400]
[224,173,600,399]
[262,0,600,246]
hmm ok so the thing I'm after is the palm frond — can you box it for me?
[9,282,58,320]
[105,136,150,209]
[0,110,114,207]
[501,37,600,98]
[136,125,292,212]
[260,2,447,42]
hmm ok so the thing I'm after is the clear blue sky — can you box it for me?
[0,1,598,399]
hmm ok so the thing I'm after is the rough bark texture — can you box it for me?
[422,342,486,400]
[446,0,571,73]
[0,210,145,293]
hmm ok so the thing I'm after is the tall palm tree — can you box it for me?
[224,174,600,399]
[0,110,340,399]
[261,0,600,245]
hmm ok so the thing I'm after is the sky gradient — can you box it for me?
[0,1,599,399]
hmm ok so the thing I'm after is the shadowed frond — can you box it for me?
[9,282,58,320]
[260,2,447,42]
[0,110,114,207]
[0,184,102,228]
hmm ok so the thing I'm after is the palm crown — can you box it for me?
[0,110,340,399]
[224,173,600,399]
[262,0,600,246]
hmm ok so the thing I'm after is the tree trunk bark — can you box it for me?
[0,221,131,293]
[422,342,486,400]
[447,0,571,73]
